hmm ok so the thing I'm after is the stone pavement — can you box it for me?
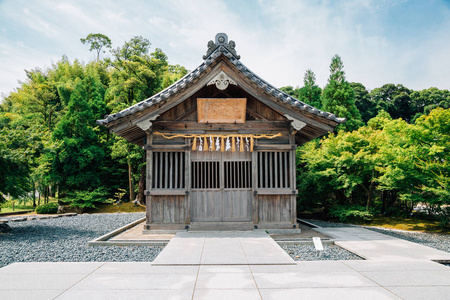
[1,227,450,299]
[153,231,295,265]
[314,227,450,261]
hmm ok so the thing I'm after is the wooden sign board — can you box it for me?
[197,98,246,123]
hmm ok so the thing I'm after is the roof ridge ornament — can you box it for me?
[207,70,237,90]
[203,33,240,60]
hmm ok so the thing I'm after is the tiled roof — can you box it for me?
[97,33,345,126]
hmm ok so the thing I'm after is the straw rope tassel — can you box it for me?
[231,137,236,152]
[221,137,225,152]
[204,137,208,152]
[192,137,197,151]
[239,137,244,152]
[250,137,254,152]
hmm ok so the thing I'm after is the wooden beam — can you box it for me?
[246,107,268,121]
[255,189,298,195]
[152,121,290,132]
[148,189,187,196]
[144,144,190,150]
[254,144,295,150]
[175,106,197,121]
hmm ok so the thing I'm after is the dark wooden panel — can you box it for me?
[258,195,291,223]
[151,195,185,223]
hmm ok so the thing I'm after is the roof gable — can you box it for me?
[97,33,345,145]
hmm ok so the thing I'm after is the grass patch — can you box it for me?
[84,202,146,214]
[361,216,447,233]
[0,207,34,214]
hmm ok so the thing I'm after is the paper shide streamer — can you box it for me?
[153,132,282,152]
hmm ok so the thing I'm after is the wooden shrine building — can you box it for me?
[98,33,345,231]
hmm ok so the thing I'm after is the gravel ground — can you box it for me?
[303,218,450,254]
[282,244,363,261]
[0,213,162,268]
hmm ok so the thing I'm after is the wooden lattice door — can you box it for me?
[191,151,252,222]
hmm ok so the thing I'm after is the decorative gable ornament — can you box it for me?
[203,33,241,60]
[207,71,237,90]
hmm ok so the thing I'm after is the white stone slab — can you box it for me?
[72,273,197,290]
[259,287,401,300]
[153,231,294,265]
[0,289,65,300]
[195,273,257,289]
[193,288,261,300]
[0,262,104,274]
[57,289,194,300]
[385,286,450,300]
[253,271,378,288]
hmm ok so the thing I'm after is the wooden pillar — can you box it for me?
[252,143,259,225]
[184,138,191,225]
[289,131,297,225]
[144,132,153,230]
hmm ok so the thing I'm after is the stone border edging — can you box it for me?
[88,217,146,246]
[297,218,321,228]
[1,213,78,223]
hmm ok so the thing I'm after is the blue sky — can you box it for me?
[1,0,450,98]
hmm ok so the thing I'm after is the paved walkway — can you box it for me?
[314,227,450,261]
[153,231,295,265]
[1,227,450,299]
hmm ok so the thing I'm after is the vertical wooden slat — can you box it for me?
[284,152,288,188]
[269,152,273,188]
[235,161,238,189]
[153,153,158,188]
[237,161,241,189]
[264,152,268,188]
[279,152,284,188]
[164,152,169,189]
[258,153,262,188]
[274,152,279,188]
[175,152,179,188]
[169,152,173,189]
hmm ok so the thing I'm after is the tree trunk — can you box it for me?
[360,182,375,210]
[128,157,135,202]
[381,190,386,214]
[137,155,146,205]
[32,181,36,208]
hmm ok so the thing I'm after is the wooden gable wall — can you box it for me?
[157,84,287,122]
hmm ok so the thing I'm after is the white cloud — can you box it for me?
[1,0,450,98]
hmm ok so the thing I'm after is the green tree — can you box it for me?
[369,84,412,122]
[280,86,296,97]
[298,69,322,109]
[351,82,376,124]
[51,80,105,195]
[410,87,450,122]
[80,33,112,62]
[322,55,363,131]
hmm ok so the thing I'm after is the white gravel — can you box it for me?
[0,213,162,268]
[282,244,363,261]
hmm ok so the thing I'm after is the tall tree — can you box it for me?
[51,79,105,194]
[322,55,363,131]
[369,84,412,122]
[351,82,377,124]
[410,87,450,122]
[298,69,322,109]
[80,33,112,62]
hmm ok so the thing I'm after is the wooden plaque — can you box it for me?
[197,98,247,123]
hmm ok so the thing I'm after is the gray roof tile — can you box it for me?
[97,34,345,126]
